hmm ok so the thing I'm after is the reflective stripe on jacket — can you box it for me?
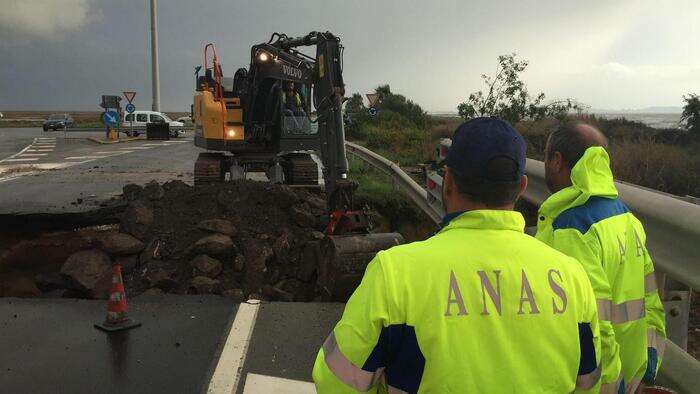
[313,210,601,393]
[535,147,667,393]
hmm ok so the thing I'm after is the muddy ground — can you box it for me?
[0,180,335,302]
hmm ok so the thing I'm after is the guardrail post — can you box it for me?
[661,272,692,350]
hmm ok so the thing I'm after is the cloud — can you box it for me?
[0,0,98,39]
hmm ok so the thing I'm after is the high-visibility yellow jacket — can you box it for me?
[535,147,666,393]
[313,210,602,393]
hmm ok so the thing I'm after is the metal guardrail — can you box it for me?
[345,142,442,223]
[345,141,699,393]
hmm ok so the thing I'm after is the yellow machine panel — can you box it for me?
[193,90,245,142]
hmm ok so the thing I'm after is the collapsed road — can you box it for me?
[0,179,403,303]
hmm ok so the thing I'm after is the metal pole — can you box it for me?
[149,0,160,112]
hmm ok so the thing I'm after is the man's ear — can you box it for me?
[443,166,454,195]
[518,175,528,197]
[552,151,564,172]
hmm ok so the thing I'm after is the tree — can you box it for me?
[374,84,429,129]
[681,93,700,133]
[458,53,584,124]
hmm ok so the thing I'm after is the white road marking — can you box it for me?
[64,155,111,160]
[0,172,34,183]
[3,157,40,162]
[207,301,261,394]
[143,143,170,146]
[0,142,33,163]
[125,146,154,150]
[19,153,48,156]
[242,374,315,394]
[26,149,53,152]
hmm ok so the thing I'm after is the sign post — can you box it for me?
[123,92,137,137]
[100,95,122,140]
[366,93,379,117]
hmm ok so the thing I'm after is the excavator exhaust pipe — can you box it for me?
[317,232,404,301]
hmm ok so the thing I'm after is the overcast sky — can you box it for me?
[1,0,698,112]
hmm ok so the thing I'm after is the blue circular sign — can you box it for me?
[368,107,378,116]
[125,103,136,114]
[102,110,119,127]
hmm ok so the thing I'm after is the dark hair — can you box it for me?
[450,157,521,207]
[546,121,608,168]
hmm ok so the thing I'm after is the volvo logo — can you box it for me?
[282,64,302,79]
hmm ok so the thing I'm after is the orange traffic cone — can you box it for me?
[95,264,141,332]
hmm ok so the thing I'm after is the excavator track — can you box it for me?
[283,154,319,186]
[194,152,226,185]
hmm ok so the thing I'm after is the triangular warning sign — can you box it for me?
[366,93,379,107]
[123,91,136,104]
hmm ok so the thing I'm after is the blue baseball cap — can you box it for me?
[444,117,526,182]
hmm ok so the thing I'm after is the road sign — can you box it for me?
[102,110,119,127]
[368,107,378,117]
[366,93,379,107]
[123,91,136,104]
[125,104,136,114]
[100,95,122,109]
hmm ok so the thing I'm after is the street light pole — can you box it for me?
[149,0,161,112]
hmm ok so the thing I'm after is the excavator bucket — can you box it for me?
[317,232,404,301]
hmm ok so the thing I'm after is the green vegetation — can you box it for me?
[457,54,584,124]
[345,85,432,166]
[681,93,700,133]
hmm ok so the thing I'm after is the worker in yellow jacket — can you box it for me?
[535,121,666,393]
[313,117,602,393]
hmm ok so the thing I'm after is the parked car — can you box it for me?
[43,113,74,131]
[123,110,185,137]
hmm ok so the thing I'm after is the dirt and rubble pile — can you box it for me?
[0,180,329,302]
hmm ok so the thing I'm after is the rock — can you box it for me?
[298,241,321,282]
[221,288,245,301]
[233,255,245,272]
[194,234,234,257]
[140,287,164,297]
[242,240,273,294]
[262,282,295,302]
[189,276,220,294]
[139,239,162,266]
[122,183,143,201]
[190,255,222,278]
[306,195,326,210]
[120,200,153,240]
[290,206,317,228]
[272,230,292,263]
[0,231,94,272]
[98,232,145,255]
[144,265,177,290]
[60,249,112,299]
[34,272,68,292]
[40,289,67,298]
[142,180,165,200]
[0,274,41,297]
[114,255,139,275]
[197,219,236,236]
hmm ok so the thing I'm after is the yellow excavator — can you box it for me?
[192,32,403,300]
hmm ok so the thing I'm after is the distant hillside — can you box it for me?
[593,106,682,114]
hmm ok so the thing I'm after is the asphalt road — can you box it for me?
[0,128,195,214]
[0,297,343,393]
[0,295,238,394]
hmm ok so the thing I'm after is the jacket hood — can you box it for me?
[569,146,617,198]
[538,146,618,225]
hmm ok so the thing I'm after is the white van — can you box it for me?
[123,110,185,137]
